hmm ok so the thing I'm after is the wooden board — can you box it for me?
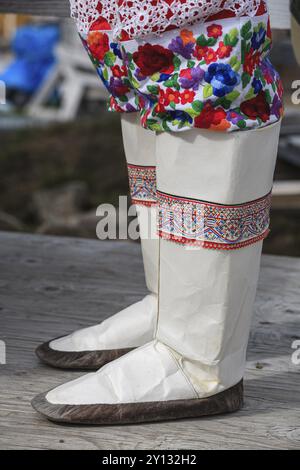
[0,231,299,449]
[268,0,291,29]
[0,1,70,17]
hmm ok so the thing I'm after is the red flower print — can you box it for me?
[211,119,231,131]
[87,31,110,62]
[133,43,174,76]
[111,65,127,78]
[179,69,192,80]
[180,29,196,45]
[207,24,223,39]
[164,88,181,105]
[141,108,152,128]
[89,17,111,32]
[180,90,196,104]
[193,46,217,64]
[243,49,260,75]
[109,97,124,113]
[240,91,271,122]
[217,42,233,59]
[155,102,166,114]
[193,45,208,60]
[194,102,227,129]
[161,64,175,75]
[155,89,167,113]
[204,48,218,64]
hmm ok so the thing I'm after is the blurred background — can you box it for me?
[0,2,300,256]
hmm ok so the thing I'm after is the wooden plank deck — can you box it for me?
[0,231,299,450]
[0,1,70,17]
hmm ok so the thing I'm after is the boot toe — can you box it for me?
[31,342,244,425]
[31,380,244,425]
[35,337,86,370]
[35,338,133,371]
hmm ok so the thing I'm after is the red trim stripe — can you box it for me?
[158,229,270,250]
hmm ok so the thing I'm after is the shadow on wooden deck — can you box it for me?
[0,231,299,449]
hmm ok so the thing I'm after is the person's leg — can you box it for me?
[35,32,159,371]
[32,121,281,424]
[121,113,158,297]
[155,123,280,397]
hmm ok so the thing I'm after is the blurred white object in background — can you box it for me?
[27,20,107,122]
[268,0,291,29]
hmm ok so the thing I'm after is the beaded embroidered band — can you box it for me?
[157,190,272,250]
[127,164,157,207]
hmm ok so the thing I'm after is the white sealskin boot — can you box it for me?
[36,114,159,370]
[32,122,281,424]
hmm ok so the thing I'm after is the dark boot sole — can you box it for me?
[36,337,134,371]
[31,380,243,425]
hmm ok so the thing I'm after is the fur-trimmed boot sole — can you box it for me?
[36,338,134,371]
[31,380,243,425]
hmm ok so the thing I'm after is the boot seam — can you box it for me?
[154,230,161,337]
[99,342,152,373]
[158,339,199,399]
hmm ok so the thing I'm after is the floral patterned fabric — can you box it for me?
[122,13,283,132]
[80,24,140,113]
[78,9,283,133]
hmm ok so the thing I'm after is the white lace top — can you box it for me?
[70,0,267,38]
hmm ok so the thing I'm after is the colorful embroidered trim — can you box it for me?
[158,190,272,249]
[128,164,157,206]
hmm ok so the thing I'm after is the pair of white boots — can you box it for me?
[32,115,281,424]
